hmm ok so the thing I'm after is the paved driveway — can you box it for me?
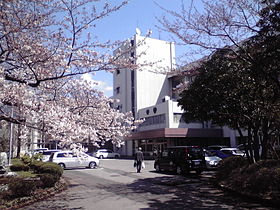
[20,159,275,210]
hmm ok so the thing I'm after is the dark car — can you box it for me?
[154,146,206,175]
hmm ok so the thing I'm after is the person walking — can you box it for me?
[134,147,144,173]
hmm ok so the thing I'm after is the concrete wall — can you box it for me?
[137,100,204,132]
[113,34,175,114]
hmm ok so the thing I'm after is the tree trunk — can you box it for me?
[253,128,260,161]
[237,126,250,160]
[247,127,255,163]
[261,120,269,160]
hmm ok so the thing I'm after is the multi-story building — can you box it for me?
[113,31,241,158]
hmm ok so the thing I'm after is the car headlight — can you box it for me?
[209,160,216,165]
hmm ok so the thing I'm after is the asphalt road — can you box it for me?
[20,159,275,210]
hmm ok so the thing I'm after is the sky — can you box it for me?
[85,0,198,97]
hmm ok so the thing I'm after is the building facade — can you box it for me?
[113,32,241,158]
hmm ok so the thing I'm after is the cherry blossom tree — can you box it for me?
[158,0,263,62]
[0,0,140,152]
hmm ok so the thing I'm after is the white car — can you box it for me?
[49,150,99,169]
[27,148,49,156]
[220,148,245,156]
[93,149,120,159]
[41,149,61,162]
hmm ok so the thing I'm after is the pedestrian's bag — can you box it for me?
[141,162,145,169]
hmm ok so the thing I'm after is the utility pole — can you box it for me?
[8,106,14,165]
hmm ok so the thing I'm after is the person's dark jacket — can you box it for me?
[135,150,144,161]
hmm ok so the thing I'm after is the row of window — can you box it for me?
[139,114,166,127]
[146,107,157,115]
[115,40,135,76]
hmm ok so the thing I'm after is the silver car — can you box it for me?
[41,149,61,162]
[220,148,245,156]
[93,149,120,159]
[204,150,222,169]
[49,150,99,169]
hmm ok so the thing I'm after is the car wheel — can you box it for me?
[176,166,182,175]
[115,155,119,159]
[155,164,161,172]
[99,155,104,159]
[58,163,65,169]
[89,162,97,169]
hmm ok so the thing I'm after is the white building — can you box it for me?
[113,32,240,158]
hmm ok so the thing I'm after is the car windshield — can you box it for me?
[204,150,216,157]
[189,147,204,158]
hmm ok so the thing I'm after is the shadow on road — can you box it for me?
[101,173,276,210]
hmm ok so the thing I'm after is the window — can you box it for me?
[117,104,122,112]
[116,69,120,75]
[139,114,166,127]
[162,150,168,157]
[57,153,68,158]
[153,107,157,114]
[173,113,183,123]
[115,87,120,94]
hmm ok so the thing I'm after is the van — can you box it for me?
[154,146,206,175]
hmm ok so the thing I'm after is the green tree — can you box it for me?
[163,0,280,162]
[178,2,280,161]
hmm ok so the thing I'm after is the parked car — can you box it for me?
[49,150,99,169]
[220,148,245,157]
[204,150,222,169]
[154,146,206,175]
[93,149,120,159]
[210,150,232,159]
[237,143,262,156]
[41,149,61,162]
[27,148,49,156]
[207,145,228,151]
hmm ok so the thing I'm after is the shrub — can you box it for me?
[29,161,44,173]
[10,163,29,172]
[21,153,43,165]
[8,178,38,197]
[217,159,280,201]
[245,167,275,193]
[21,154,32,165]
[36,162,63,177]
[216,156,249,181]
[39,174,60,188]
[255,159,280,168]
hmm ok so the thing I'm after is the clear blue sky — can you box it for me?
[87,0,198,97]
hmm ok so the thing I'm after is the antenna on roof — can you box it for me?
[135,28,141,35]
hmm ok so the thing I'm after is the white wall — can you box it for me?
[137,100,204,131]
[135,35,175,111]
